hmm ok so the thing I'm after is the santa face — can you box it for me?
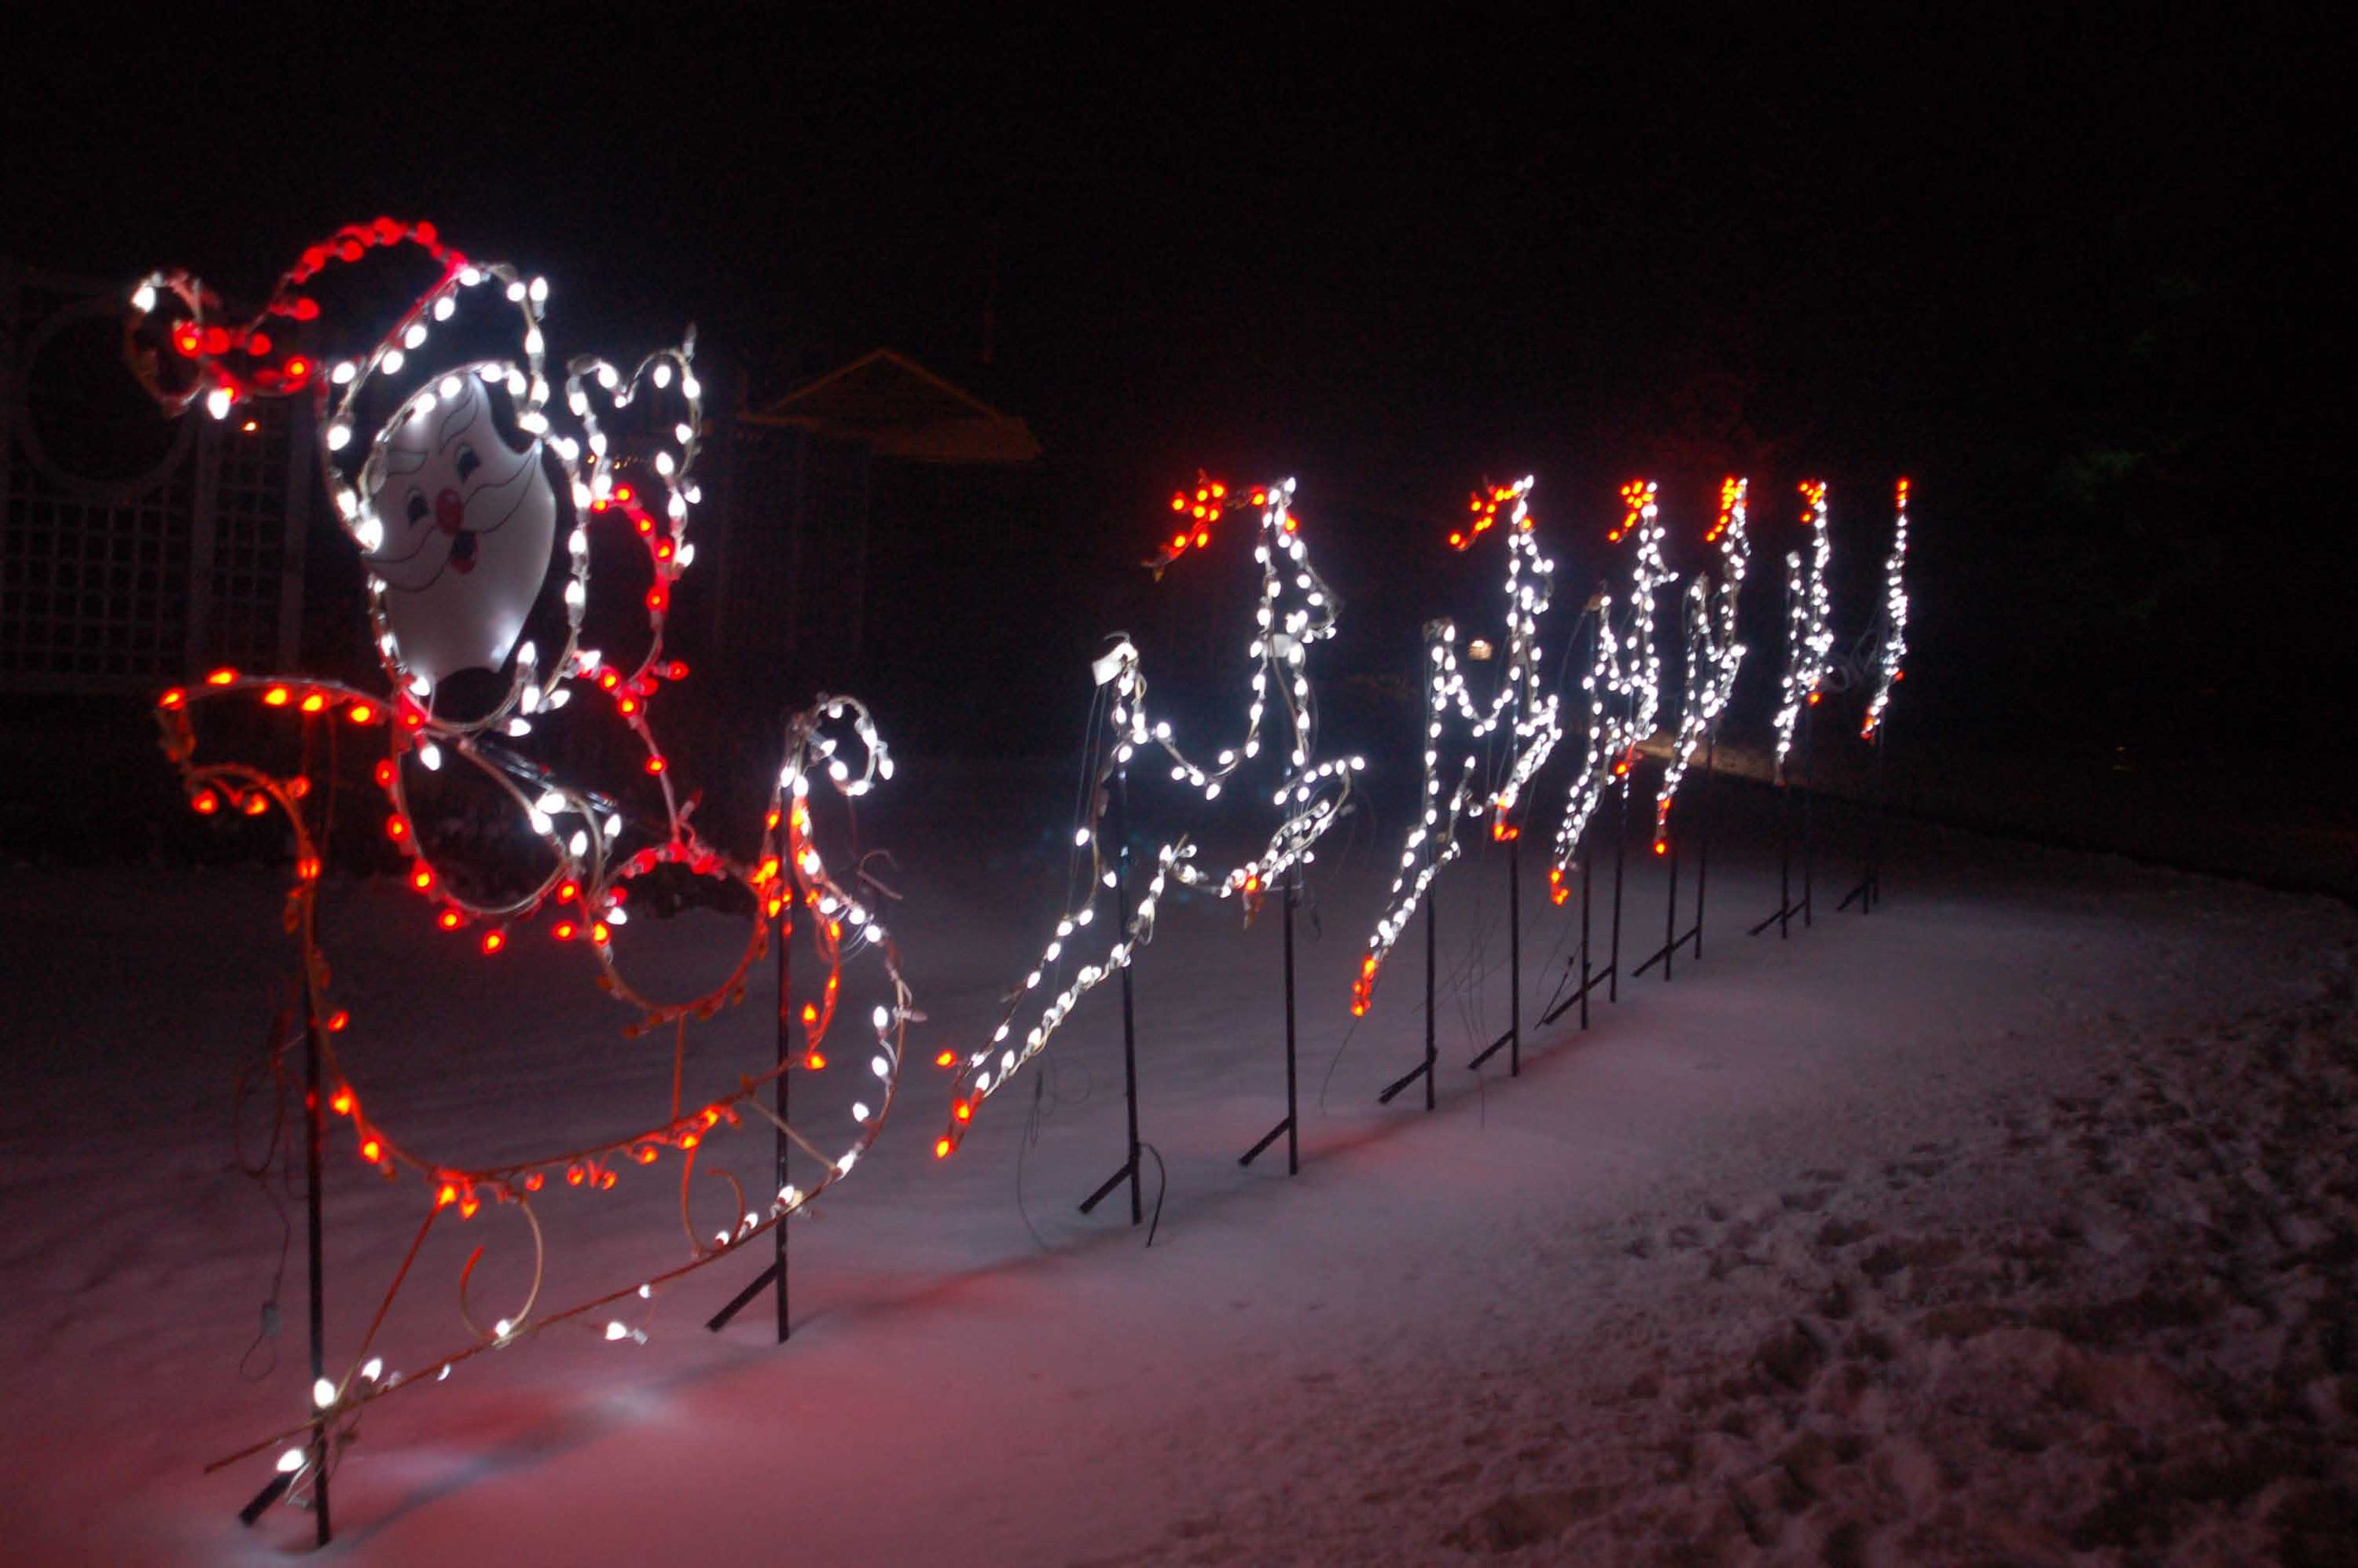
[362,375,557,688]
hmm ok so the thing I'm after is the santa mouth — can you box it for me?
[448,529,478,574]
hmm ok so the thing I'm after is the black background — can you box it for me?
[4,9,2348,843]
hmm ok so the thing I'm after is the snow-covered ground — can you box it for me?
[2,773,2352,1565]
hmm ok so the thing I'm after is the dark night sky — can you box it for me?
[4,9,2347,774]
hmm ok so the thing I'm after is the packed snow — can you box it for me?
[2,771,2352,1565]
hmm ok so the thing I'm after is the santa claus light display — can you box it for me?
[133,219,913,1538]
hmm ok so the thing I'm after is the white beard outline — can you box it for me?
[363,375,557,687]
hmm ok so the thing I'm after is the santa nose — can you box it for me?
[435,489,465,534]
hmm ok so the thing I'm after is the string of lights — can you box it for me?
[1653,477,1753,851]
[1353,478,1560,1015]
[1772,479,1836,781]
[939,477,1362,1155]
[1860,478,1911,740]
[134,220,1930,1511]
[1546,480,1673,903]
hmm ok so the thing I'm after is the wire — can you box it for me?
[1013,1076,1050,1252]
[1011,1056,1099,1250]
[229,994,295,1382]
[1140,1142,1168,1249]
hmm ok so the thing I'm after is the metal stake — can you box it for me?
[705,899,792,1337]
[1079,766,1143,1221]
[1376,883,1439,1109]
[1580,847,1593,1029]
[1539,813,1614,1031]
[1468,831,1523,1074]
[1693,736,1715,959]
[773,912,790,1340]
[1635,817,1682,982]
[1751,721,1816,940]
[1839,714,1888,914]
[1424,889,1437,1107]
[1240,872,1301,1173]
[1801,700,1816,929]
[302,979,330,1545]
[1607,776,1627,1001]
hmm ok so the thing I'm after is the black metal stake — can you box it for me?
[1752,715,1819,938]
[1540,806,1617,1031]
[1663,831,1678,981]
[1866,714,1884,909]
[1540,609,1620,1032]
[302,979,330,1544]
[774,913,790,1339]
[1780,776,1793,938]
[1510,835,1521,1073]
[1634,812,1682,982]
[1285,877,1298,1166]
[1079,767,1143,1222]
[1800,700,1816,929]
[705,901,793,1337]
[1376,883,1439,1109]
[1692,736,1715,960]
[1470,646,1529,1075]
[244,983,332,1537]
[1580,846,1593,1029]
[1778,777,1792,938]
[1748,772,1793,939]
[1239,872,1300,1173]
[242,725,331,1542]
[1607,776,1627,1001]
[1467,831,1522,1074]
[1636,740,1717,979]
[1839,713,1888,914]
[1424,887,1437,1107]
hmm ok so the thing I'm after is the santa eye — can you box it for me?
[406,491,429,527]
[454,443,479,483]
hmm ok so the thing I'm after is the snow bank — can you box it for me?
[0,789,2350,1564]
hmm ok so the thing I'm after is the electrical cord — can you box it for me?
[229,997,296,1382]
[1140,1142,1168,1248]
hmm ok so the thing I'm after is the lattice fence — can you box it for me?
[2,262,307,692]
